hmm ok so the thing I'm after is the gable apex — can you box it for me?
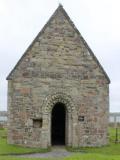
[6,5,110,83]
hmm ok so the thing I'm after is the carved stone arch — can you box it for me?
[41,92,78,147]
[43,92,75,114]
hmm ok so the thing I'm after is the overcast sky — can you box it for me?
[0,0,120,112]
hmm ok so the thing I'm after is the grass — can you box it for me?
[0,127,120,160]
[64,154,120,160]
[67,143,120,155]
[67,127,120,155]
[0,128,50,155]
[0,138,50,155]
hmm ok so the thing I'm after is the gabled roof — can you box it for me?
[7,4,110,83]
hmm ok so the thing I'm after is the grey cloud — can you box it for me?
[0,0,120,112]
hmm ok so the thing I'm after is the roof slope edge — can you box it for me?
[6,5,62,80]
[7,5,110,83]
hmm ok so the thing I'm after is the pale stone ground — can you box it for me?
[17,146,73,158]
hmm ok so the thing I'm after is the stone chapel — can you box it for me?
[7,5,110,148]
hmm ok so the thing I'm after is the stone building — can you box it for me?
[7,5,110,148]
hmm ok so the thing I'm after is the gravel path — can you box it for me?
[17,146,72,158]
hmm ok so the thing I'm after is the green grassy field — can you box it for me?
[0,127,120,160]
[0,128,50,155]
[67,128,120,155]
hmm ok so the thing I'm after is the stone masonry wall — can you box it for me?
[7,6,109,148]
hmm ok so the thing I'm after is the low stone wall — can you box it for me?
[0,111,8,129]
[0,122,7,129]
[109,123,120,128]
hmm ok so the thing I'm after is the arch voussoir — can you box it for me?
[43,92,75,113]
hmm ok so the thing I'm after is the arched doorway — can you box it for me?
[51,102,66,145]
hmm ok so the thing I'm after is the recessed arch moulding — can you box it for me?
[42,92,78,148]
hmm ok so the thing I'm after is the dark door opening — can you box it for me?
[51,102,66,145]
